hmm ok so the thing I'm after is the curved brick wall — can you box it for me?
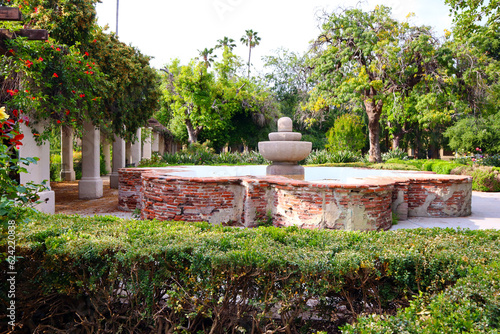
[118,168,472,231]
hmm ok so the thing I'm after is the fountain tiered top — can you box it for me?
[258,117,312,178]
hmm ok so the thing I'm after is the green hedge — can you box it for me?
[1,215,500,333]
[343,261,500,333]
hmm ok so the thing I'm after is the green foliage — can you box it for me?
[421,160,465,175]
[343,261,500,333]
[50,154,62,182]
[0,112,47,224]
[382,148,408,161]
[306,150,360,164]
[3,216,500,332]
[140,145,268,166]
[159,45,276,149]
[2,0,160,141]
[309,6,441,162]
[326,114,365,153]
[444,113,500,155]
[471,167,500,192]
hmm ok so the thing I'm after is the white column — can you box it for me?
[110,134,125,189]
[142,127,152,160]
[151,131,160,153]
[60,126,75,181]
[130,127,142,166]
[19,122,55,214]
[78,121,103,199]
[101,133,112,175]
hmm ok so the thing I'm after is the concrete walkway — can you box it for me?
[391,191,500,230]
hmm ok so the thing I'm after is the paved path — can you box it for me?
[391,191,500,230]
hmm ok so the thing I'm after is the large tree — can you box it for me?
[309,6,441,162]
[159,46,276,149]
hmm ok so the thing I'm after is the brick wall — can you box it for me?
[118,168,472,231]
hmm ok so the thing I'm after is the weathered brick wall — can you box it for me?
[118,168,473,230]
[142,172,246,225]
[392,180,410,221]
[408,175,472,217]
[118,168,145,211]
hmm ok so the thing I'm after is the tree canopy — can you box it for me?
[158,41,277,150]
[309,6,442,162]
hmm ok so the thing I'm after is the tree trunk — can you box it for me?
[392,134,401,149]
[247,45,252,78]
[185,119,199,144]
[364,99,383,162]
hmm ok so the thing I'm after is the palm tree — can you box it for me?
[240,29,261,78]
[216,36,237,51]
[198,48,217,67]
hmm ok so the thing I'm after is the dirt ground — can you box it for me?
[51,177,133,218]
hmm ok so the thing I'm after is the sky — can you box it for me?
[95,0,454,71]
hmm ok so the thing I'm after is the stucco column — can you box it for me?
[142,127,152,160]
[101,133,112,175]
[78,121,103,199]
[110,134,125,189]
[19,122,55,214]
[151,131,160,153]
[60,125,75,181]
[129,127,141,166]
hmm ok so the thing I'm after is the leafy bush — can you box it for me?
[343,261,500,333]
[50,153,62,182]
[382,148,408,161]
[471,167,500,192]
[0,109,47,224]
[138,152,165,167]
[444,113,500,155]
[306,149,332,165]
[306,150,360,165]
[326,114,366,153]
[3,216,499,333]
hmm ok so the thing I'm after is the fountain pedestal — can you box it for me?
[258,117,312,180]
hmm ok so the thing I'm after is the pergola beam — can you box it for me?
[0,28,48,41]
[0,7,22,21]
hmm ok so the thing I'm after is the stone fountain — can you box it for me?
[258,117,312,179]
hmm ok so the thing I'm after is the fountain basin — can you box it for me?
[258,141,312,162]
[118,166,472,231]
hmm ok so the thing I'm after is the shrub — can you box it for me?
[326,114,365,153]
[306,149,331,165]
[2,216,500,333]
[50,153,62,182]
[138,152,166,167]
[444,113,500,155]
[382,148,408,161]
[471,167,500,192]
[343,261,500,333]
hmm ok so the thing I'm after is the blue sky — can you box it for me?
[96,0,453,71]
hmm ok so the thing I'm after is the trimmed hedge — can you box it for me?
[1,215,500,333]
[343,262,500,333]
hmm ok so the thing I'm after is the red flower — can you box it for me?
[56,120,61,124]
[56,47,61,51]
[79,94,85,98]
[84,51,89,57]
[38,57,43,61]
[65,110,70,115]
[93,39,97,43]
[53,73,58,78]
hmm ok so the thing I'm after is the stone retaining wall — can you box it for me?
[118,168,472,231]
